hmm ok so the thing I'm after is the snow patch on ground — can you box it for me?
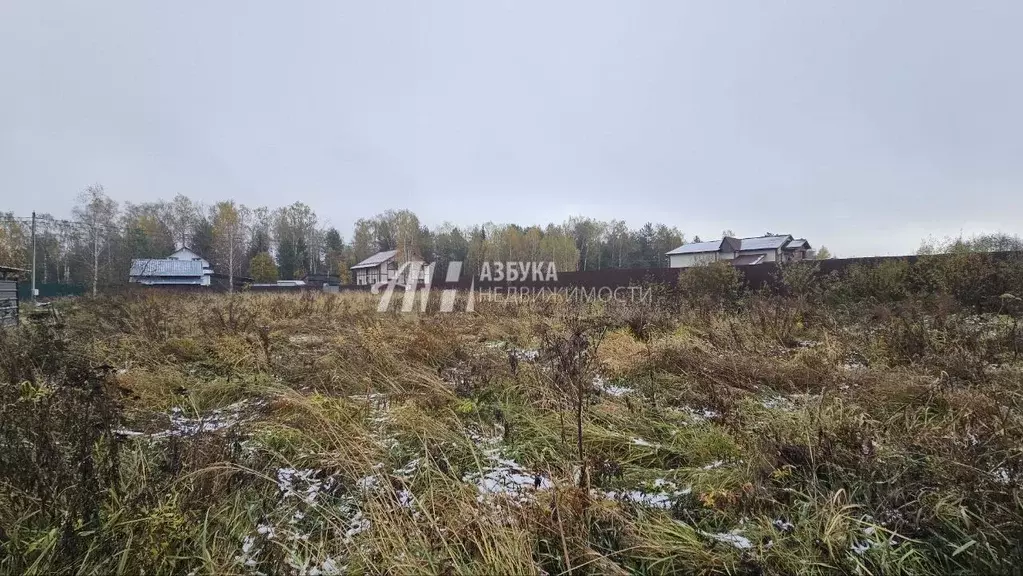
[464,431,550,504]
[702,530,753,550]
[594,375,635,397]
[760,396,795,410]
[676,406,721,421]
[234,464,376,573]
[513,348,540,361]
[484,340,539,361]
[115,399,265,439]
[276,467,337,507]
[773,519,795,532]
[601,477,692,510]
[469,452,550,503]
[991,466,1020,486]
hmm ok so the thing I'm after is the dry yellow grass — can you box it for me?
[1,278,1022,575]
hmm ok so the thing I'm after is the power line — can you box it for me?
[4,215,132,234]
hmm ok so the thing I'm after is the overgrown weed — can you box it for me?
[2,258,1022,574]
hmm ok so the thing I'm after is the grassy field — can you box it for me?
[1,261,1022,575]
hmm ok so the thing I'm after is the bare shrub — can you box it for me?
[0,321,123,563]
[676,261,745,310]
[539,314,608,490]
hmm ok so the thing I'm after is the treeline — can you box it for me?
[0,185,697,289]
[2,185,1016,291]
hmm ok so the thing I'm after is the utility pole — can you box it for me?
[228,226,234,293]
[30,211,36,302]
[92,210,99,297]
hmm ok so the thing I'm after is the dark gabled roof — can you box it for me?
[351,250,398,269]
[722,236,742,252]
[731,254,766,266]
[737,235,792,251]
[784,238,811,250]
[130,259,205,277]
[665,240,724,255]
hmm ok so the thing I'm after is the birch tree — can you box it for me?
[213,201,248,292]
[73,184,118,296]
[170,194,198,248]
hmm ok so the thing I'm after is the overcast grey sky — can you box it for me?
[2,1,1021,257]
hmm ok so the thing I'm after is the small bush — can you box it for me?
[919,252,1011,311]
[831,259,913,304]
[777,260,823,300]
[677,261,744,309]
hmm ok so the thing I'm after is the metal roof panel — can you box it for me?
[665,240,724,255]
[351,250,398,269]
[731,254,766,266]
[738,235,791,251]
[130,259,204,277]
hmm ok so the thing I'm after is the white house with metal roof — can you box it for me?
[129,246,214,286]
[666,235,812,269]
[351,249,431,286]
[167,247,211,269]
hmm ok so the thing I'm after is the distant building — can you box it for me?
[168,247,212,268]
[351,250,431,286]
[250,280,307,290]
[666,235,812,268]
[129,246,214,286]
[0,265,24,327]
[301,273,340,289]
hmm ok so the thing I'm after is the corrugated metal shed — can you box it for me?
[351,250,398,269]
[665,240,724,255]
[0,279,18,327]
[130,259,204,277]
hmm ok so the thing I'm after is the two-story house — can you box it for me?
[666,235,812,269]
[129,246,215,286]
[351,250,431,286]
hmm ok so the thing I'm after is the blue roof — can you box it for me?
[665,240,723,255]
[130,259,204,277]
